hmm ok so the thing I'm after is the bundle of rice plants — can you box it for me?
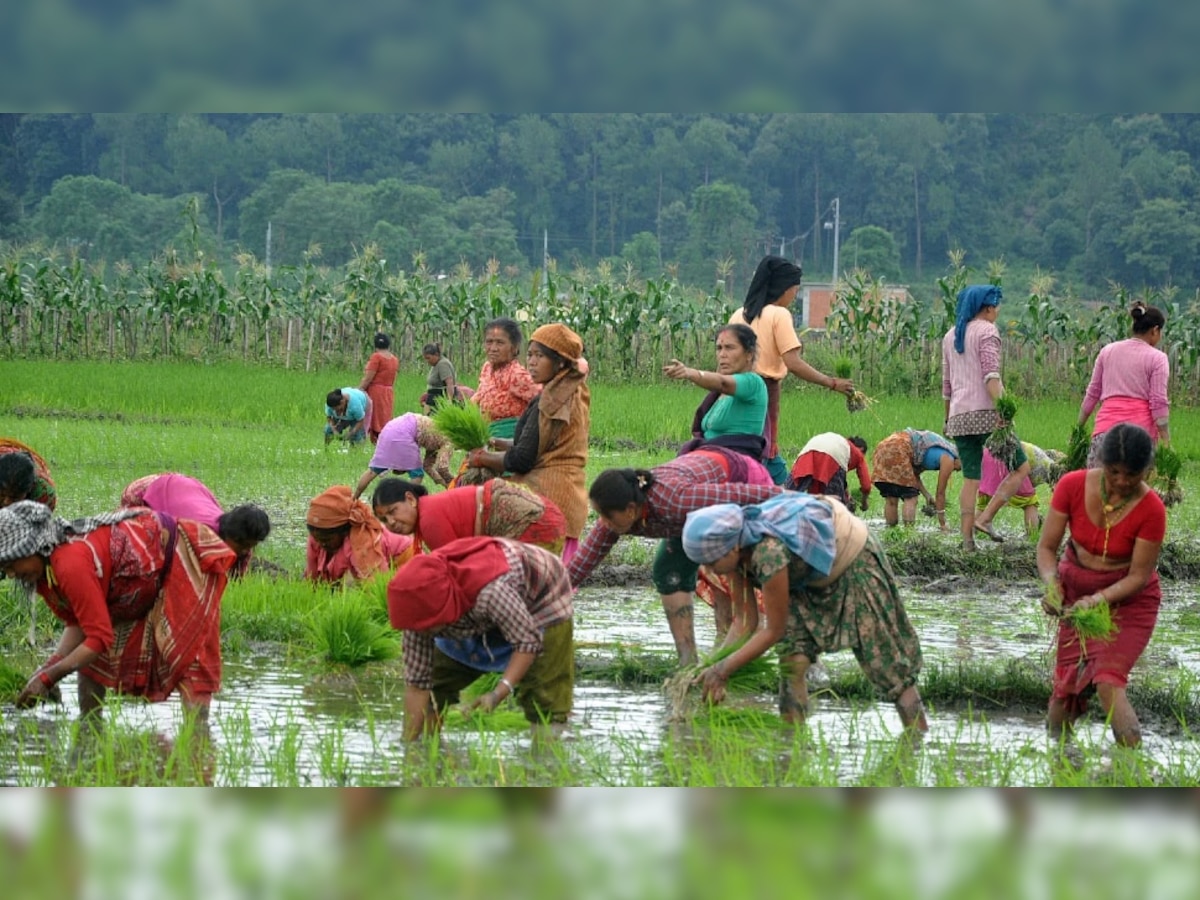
[1065,421,1090,472]
[1065,601,1116,643]
[1152,444,1184,507]
[663,643,778,718]
[845,389,878,414]
[306,594,400,667]
[430,400,491,451]
[0,659,26,704]
[985,393,1022,469]
[834,358,853,380]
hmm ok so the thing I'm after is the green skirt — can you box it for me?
[488,417,518,440]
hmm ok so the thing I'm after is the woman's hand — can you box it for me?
[15,672,60,708]
[696,664,728,705]
[662,359,691,381]
[830,377,854,394]
[464,689,504,716]
[1073,591,1108,611]
[1041,580,1065,617]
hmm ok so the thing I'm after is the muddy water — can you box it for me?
[4,581,1199,786]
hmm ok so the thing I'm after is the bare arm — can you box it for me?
[698,567,788,704]
[663,359,738,396]
[464,650,537,715]
[1036,507,1069,615]
[352,469,378,501]
[403,685,440,741]
[17,625,98,707]
[716,566,759,652]
[780,349,852,394]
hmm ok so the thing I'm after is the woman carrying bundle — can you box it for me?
[305,486,413,584]
[567,455,782,665]
[681,493,927,733]
[372,477,567,557]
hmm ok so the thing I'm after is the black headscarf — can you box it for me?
[742,256,803,324]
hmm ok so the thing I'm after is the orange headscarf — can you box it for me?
[387,536,511,632]
[306,485,388,579]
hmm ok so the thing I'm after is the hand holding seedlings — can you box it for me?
[1041,581,1064,617]
[696,664,729,705]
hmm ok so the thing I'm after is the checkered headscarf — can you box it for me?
[682,493,837,575]
[0,500,143,564]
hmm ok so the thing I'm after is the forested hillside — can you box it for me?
[2,114,1198,300]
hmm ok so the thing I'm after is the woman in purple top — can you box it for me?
[121,473,270,575]
[1078,302,1170,468]
[352,412,455,499]
[941,285,1031,550]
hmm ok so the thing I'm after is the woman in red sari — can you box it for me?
[1037,423,1166,749]
[360,332,399,443]
[0,501,235,731]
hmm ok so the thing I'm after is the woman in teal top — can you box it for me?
[664,323,768,460]
[324,386,372,445]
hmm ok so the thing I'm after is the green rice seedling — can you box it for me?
[834,357,853,380]
[663,642,779,717]
[985,393,1022,468]
[1065,601,1116,642]
[306,594,401,667]
[1152,444,1184,506]
[845,389,878,414]
[1065,421,1091,472]
[430,399,491,450]
[0,659,26,703]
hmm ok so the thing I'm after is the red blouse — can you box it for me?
[1051,469,1166,559]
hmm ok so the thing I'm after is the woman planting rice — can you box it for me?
[1037,423,1166,750]
[976,442,1066,539]
[471,317,541,440]
[729,255,853,484]
[468,324,590,560]
[1078,302,1170,468]
[0,500,236,733]
[941,284,1030,548]
[324,387,373,446]
[373,477,567,556]
[787,433,872,512]
[305,486,413,584]
[870,429,960,530]
[0,437,56,510]
[568,456,782,665]
[120,472,270,575]
[350,412,456,499]
[681,494,927,732]
[359,332,399,443]
[388,536,574,742]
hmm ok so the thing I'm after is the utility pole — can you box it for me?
[265,220,272,274]
[823,197,840,284]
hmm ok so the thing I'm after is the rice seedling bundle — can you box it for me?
[845,390,878,414]
[663,644,778,719]
[1064,421,1090,472]
[1152,444,1184,507]
[306,595,401,667]
[985,393,1022,469]
[1065,601,1116,642]
[430,400,491,451]
[834,358,854,380]
[0,659,26,703]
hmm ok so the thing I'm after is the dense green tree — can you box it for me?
[33,175,184,261]
[845,226,901,282]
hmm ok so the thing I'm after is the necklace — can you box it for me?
[1099,475,1132,560]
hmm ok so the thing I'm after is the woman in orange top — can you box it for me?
[360,332,399,443]
[471,318,541,440]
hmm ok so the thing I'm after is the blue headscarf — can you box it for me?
[953,285,1002,354]
[681,493,836,577]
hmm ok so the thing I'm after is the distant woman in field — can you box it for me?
[471,318,541,440]
[787,433,872,512]
[420,343,458,414]
[1037,424,1166,750]
[305,486,413,584]
[941,284,1030,549]
[1078,302,1170,468]
[0,438,56,511]
[468,324,590,559]
[324,387,372,446]
[120,472,270,575]
[351,412,455,499]
[568,457,782,665]
[388,536,574,742]
[0,501,235,733]
[372,477,567,556]
[681,493,927,733]
[360,333,399,443]
[870,429,960,530]
[729,256,853,484]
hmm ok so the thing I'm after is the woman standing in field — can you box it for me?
[468,324,590,560]
[680,494,927,733]
[471,318,541,440]
[870,429,960,530]
[1037,424,1166,750]
[420,343,458,414]
[360,333,399,444]
[729,256,853,484]
[372,478,567,556]
[568,457,782,665]
[388,536,574,742]
[120,473,270,575]
[1078,302,1170,468]
[350,412,456,499]
[0,438,56,510]
[0,501,235,733]
[324,387,373,446]
[941,284,1030,549]
[665,323,769,464]
[305,486,413,584]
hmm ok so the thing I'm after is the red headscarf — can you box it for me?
[306,485,387,578]
[387,536,511,631]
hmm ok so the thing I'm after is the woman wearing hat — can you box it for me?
[730,256,854,484]
[387,536,574,742]
[468,323,590,561]
[680,493,927,732]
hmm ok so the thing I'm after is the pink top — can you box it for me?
[140,473,223,531]
[1081,338,1169,438]
[942,319,1002,417]
[305,529,412,583]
